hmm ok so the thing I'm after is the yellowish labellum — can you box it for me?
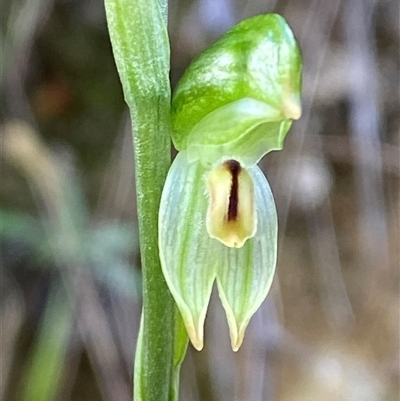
[206,159,256,248]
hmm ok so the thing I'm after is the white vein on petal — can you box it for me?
[159,152,218,348]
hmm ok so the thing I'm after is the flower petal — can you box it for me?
[206,159,256,248]
[216,166,278,351]
[186,98,289,167]
[159,152,218,350]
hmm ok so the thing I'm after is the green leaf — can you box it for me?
[134,310,189,401]
[19,284,74,401]
[169,312,189,400]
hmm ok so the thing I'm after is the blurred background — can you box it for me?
[1,0,399,400]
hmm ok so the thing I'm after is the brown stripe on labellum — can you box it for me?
[206,159,256,248]
[225,159,241,221]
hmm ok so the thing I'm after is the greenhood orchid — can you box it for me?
[159,14,302,351]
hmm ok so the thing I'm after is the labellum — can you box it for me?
[206,159,256,248]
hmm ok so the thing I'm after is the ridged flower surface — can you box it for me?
[159,14,302,350]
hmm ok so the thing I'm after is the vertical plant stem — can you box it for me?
[105,0,179,399]
[132,102,175,400]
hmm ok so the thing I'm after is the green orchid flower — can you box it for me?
[159,13,302,351]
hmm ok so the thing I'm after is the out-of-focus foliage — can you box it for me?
[1,0,399,400]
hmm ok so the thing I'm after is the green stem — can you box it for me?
[104,0,184,400]
[133,96,175,401]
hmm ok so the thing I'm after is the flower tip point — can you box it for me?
[187,323,204,351]
[189,334,204,351]
[232,344,240,352]
[227,321,241,352]
[192,341,204,351]
[230,329,244,352]
[229,320,249,351]
[283,96,302,120]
